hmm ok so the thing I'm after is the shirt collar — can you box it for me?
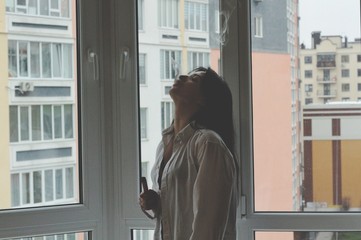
[162,121,198,143]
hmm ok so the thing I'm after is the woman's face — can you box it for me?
[169,70,205,106]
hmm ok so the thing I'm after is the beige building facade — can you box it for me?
[300,32,361,105]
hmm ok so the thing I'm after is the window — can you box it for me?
[305,84,313,92]
[6,0,70,18]
[140,108,147,139]
[357,54,361,62]
[358,83,361,91]
[341,55,349,63]
[161,101,174,130]
[160,50,181,80]
[342,83,350,92]
[214,10,220,33]
[342,69,350,78]
[254,16,263,37]
[305,70,312,78]
[304,56,312,64]
[11,167,75,207]
[305,98,313,105]
[138,0,144,30]
[184,1,208,31]
[187,51,210,71]
[10,105,74,142]
[358,69,361,77]
[158,0,179,28]
[138,53,146,84]
[8,40,73,79]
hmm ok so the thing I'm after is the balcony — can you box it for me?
[316,76,337,84]
[317,90,337,98]
[317,60,336,68]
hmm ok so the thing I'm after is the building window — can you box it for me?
[164,86,171,95]
[138,53,146,84]
[138,0,144,30]
[305,98,313,105]
[161,101,174,130]
[358,83,361,91]
[254,16,263,37]
[357,54,361,62]
[8,40,73,79]
[305,84,313,92]
[160,50,181,80]
[140,108,147,139]
[342,69,350,78]
[187,52,210,72]
[6,0,70,18]
[341,55,349,63]
[159,0,179,28]
[358,69,361,77]
[305,70,312,78]
[214,10,220,33]
[184,1,208,31]
[9,104,74,143]
[341,83,350,92]
[304,56,312,64]
[11,166,75,207]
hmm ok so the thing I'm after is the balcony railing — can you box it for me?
[317,89,337,98]
[316,76,337,83]
[317,61,336,68]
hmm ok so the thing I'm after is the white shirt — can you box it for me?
[150,123,238,240]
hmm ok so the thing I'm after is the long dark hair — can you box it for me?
[190,67,235,156]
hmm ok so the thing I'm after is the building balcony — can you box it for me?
[317,90,337,98]
[317,60,336,68]
[317,76,337,84]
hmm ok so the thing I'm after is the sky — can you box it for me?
[299,0,360,48]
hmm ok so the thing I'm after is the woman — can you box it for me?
[139,67,238,240]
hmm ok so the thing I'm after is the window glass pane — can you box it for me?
[8,40,18,77]
[131,229,154,240]
[56,169,63,199]
[45,169,54,202]
[20,106,30,141]
[33,171,42,203]
[54,105,63,139]
[19,41,28,77]
[10,106,19,142]
[137,0,222,189]
[42,43,52,77]
[253,0,361,212]
[31,106,41,141]
[65,167,74,198]
[2,0,79,211]
[30,42,40,78]
[255,231,361,240]
[43,105,53,140]
[0,232,89,240]
[52,44,62,78]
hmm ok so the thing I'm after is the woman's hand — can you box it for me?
[139,189,160,211]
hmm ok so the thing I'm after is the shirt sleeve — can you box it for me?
[190,139,236,240]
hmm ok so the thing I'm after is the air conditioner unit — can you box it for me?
[19,82,34,92]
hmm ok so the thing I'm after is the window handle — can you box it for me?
[120,47,130,80]
[87,49,99,81]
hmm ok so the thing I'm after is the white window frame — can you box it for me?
[254,15,263,38]
[2,1,361,240]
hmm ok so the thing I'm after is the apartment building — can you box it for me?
[251,0,302,212]
[300,31,361,105]
[2,1,82,239]
[303,103,361,211]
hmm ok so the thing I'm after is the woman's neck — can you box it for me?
[173,103,199,134]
